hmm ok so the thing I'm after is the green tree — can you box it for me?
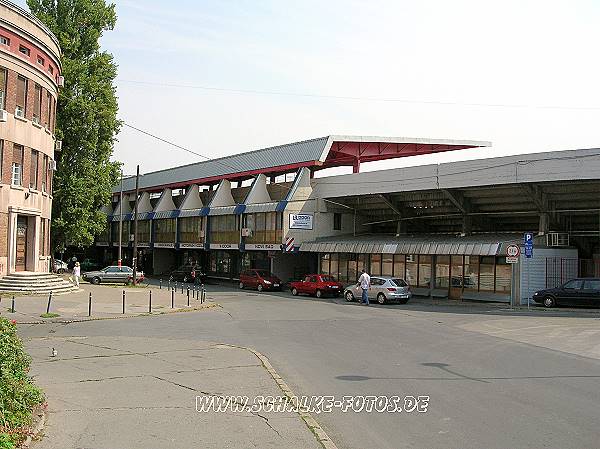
[27,0,121,250]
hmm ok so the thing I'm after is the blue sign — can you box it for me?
[524,232,534,258]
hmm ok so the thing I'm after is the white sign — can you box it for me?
[289,213,313,230]
[153,242,175,249]
[210,243,239,250]
[506,256,519,264]
[245,243,277,251]
[179,243,204,248]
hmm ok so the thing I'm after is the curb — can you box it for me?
[21,406,46,448]
[13,303,219,325]
[222,343,338,449]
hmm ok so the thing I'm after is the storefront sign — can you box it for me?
[153,243,175,249]
[289,213,313,230]
[245,243,278,251]
[210,243,239,250]
[179,243,204,248]
[96,241,109,247]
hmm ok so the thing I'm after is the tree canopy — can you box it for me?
[27,0,121,250]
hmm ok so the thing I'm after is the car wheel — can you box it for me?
[345,291,354,302]
[315,289,323,298]
[239,282,244,289]
[377,293,386,304]
[257,284,264,292]
[543,296,556,308]
[58,268,65,274]
[291,287,298,296]
[92,277,101,285]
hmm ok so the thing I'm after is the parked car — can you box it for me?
[289,274,344,298]
[239,269,282,292]
[344,276,412,304]
[169,264,206,284]
[532,278,600,308]
[53,259,68,274]
[82,266,144,285]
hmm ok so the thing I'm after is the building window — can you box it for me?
[479,256,495,292]
[320,253,330,275]
[179,216,204,243]
[153,218,176,243]
[329,253,339,280]
[495,257,512,293]
[463,256,479,290]
[0,67,6,110]
[451,255,464,288]
[393,254,405,279]
[19,45,30,56]
[42,154,48,192]
[11,144,24,186]
[382,254,393,276]
[33,84,42,124]
[333,213,342,231]
[405,255,418,286]
[30,149,39,189]
[136,220,151,243]
[418,255,432,288]
[16,76,27,117]
[0,35,9,46]
[210,215,239,244]
[370,253,382,276]
[435,255,450,289]
[48,65,54,75]
[244,212,282,243]
[37,56,44,66]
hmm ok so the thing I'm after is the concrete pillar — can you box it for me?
[539,212,549,235]
[353,159,361,173]
[462,216,473,236]
[396,220,407,235]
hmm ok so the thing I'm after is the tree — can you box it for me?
[27,0,121,251]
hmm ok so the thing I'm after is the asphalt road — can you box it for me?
[20,290,600,449]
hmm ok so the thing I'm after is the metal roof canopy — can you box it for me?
[115,136,489,194]
[300,234,523,256]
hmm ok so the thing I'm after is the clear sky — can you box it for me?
[16,0,600,175]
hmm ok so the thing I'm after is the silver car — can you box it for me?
[82,266,145,285]
[344,276,412,304]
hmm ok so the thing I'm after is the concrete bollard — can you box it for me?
[159,279,162,289]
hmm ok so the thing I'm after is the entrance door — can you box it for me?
[15,216,28,272]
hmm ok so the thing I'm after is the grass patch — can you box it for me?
[39,313,60,319]
[0,318,45,447]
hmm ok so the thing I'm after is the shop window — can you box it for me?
[210,250,232,276]
[137,220,151,243]
[382,254,393,276]
[16,76,27,117]
[154,218,176,243]
[451,255,464,288]
[333,213,342,231]
[329,253,339,279]
[0,67,6,109]
[418,255,432,288]
[30,149,39,189]
[370,254,382,276]
[33,84,42,124]
[0,35,9,46]
[435,256,450,289]
[463,256,479,290]
[479,256,495,292]
[347,253,367,282]
[210,215,238,243]
[495,257,511,293]
[11,144,24,186]
[179,216,204,243]
[338,253,350,282]
[320,253,330,275]
[110,222,119,242]
[119,220,130,245]
[393,254,405,279]
[405,255,418,286]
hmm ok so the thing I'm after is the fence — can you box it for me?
[545,258,600,288]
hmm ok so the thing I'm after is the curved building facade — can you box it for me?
[0,0,60,274]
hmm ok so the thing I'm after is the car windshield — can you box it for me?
[321,275,336,282]
[255,270,275,278]
[392,279,408,287]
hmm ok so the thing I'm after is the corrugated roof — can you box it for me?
[300,234,522,256]
[117,137,330,192]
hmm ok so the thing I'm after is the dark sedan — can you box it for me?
[169,265,206,284]
[83,266,145,285]
[532,278,600,308]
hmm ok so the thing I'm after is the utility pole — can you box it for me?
[118,169,123,267]
[132,165,140,284]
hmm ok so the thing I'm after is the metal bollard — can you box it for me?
[181,283,184,294]
[11,295,15,313]
[88,292,92,317]
[171,289,174,308]
[159,279,162,289]
[201,285,206,304]
[149,290,152,313]
[168,280,171,291]
[46,291,53,314]
[122,290,126,314]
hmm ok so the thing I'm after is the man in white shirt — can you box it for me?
[358,269,371,305]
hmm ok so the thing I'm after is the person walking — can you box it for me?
[72,262,81,288]
[358,268,371,305]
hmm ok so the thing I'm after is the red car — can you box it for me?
[289,274,344,298]
[239,269,282,292]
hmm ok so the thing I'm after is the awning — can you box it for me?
[151,211,178,219]
[300,234,522,256]
[178,208,204,218]
[208,205,237,216]
[244,202,280,214]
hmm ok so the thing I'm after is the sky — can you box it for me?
[16,0,600,176]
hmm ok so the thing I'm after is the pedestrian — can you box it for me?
[357,268,371,305]
[72,262,81,288]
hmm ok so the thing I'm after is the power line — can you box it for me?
[116,78,600,111]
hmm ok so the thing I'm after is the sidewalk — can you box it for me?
[0,282,215,324]
[24,336,323,449]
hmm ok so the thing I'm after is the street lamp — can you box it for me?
[132,165,140,284]
[118,170,138,268]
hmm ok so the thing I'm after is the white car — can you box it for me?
[53,259,68,274]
